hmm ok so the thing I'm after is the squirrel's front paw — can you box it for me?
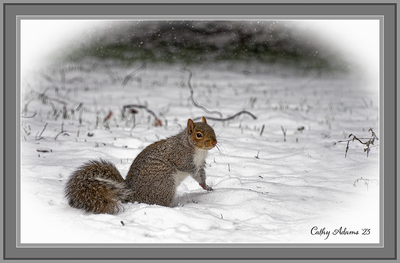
[199,183,213,192]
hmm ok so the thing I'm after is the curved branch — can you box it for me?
[21,113,37,118]
[193,110,257,122]
[121,63,146,86]
[183,68,223,118]
[123,104,159,121]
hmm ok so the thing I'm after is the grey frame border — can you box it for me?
[2,1,397,262]
[15,13,386,249]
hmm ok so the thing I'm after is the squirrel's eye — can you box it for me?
[196,133,203,138]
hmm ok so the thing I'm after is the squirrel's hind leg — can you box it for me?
[128,167,177,207]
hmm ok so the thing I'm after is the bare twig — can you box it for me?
[184,68,257,122]
[67,76,85,84]
[184,68,223,118]
[123,104,161,126]
[121,63,146,86]
[260,124,265,136]
[353,177,378,190]
[22,113,37,118]
[35,89,68,106]
[193,111,257,122]
[361,97,369,108]
[103,110,113,122]
[337,128,379,157]
[52,95,66,105]
[338,137,377,143]
[281,125,287,142]
[35,123,48,140]
[37,148,52,153]
[55,122,69,140]
[41,73,54,82]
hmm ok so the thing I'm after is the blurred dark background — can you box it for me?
[65,21,349,72]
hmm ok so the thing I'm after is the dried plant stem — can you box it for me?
[121,63,146,86]
[353,177,378,190]
[337,128,379,157]
[123,104,161,125]
[184,68,223,118]
[22,113,37,118]
[193,111,257,122]
[260,124,265,136]
[35,123,48,140]
[35,88,68,106]
[184,68,257,122]
[281,125,287,142]
[55,122,69,140]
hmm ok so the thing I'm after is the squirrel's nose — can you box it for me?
[211,140,217,147]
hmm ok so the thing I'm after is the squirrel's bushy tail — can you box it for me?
[65,159,133,215]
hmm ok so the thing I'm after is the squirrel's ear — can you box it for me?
[201,116,207,123]
[187,118,195,134]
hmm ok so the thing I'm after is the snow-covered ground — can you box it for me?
[20,60,380,244]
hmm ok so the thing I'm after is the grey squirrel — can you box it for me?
[65,116,217,214]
